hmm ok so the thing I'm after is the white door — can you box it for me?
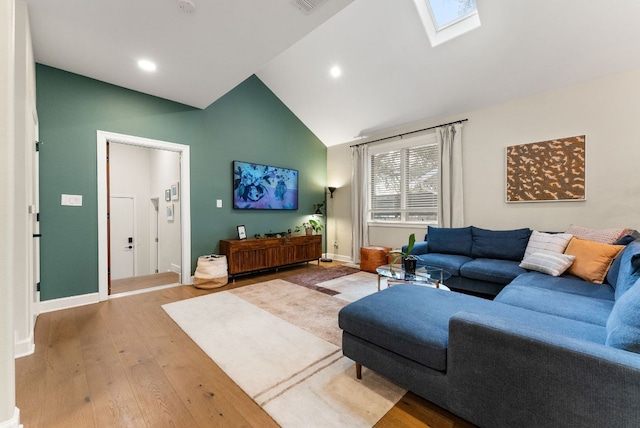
[110,196,135,280]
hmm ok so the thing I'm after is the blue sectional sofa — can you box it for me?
[340,231,640,427]
[409,225,631,296]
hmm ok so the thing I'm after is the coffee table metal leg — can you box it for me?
[377,275,381,291]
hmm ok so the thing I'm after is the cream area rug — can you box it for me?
[162,271,405,427]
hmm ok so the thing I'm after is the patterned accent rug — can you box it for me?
[162,271,405,427]
[284,265,361,295]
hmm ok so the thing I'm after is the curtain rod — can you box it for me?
[350,118,468,148]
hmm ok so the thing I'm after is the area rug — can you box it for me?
[283,265,361,295]
[162,271,405,427]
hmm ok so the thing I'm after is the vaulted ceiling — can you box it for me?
[27,0,640,147]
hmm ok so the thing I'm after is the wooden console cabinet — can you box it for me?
[220,235,322,277]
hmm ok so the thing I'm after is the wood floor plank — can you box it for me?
[127,357,199,427]
[42,309,96,428]
[119,287,279,427]
[147,327,278,427]
[16,261,476,428]
[376,392,476,428]
[74,304,147,428]
[97,299,199,427]
[110,272,180,294]
[15,313,50,428]
[82,341,147,428]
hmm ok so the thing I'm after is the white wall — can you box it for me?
[2,0,32,424]
[13,0,37,359]
[0,0,17,423]
[328,68,640,260]
[149,149,181,274]
[326,144,353,260]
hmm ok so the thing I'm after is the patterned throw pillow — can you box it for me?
[564,237,625,283]
[565,224,627,244]
[523,231,573,259]
[519,251,576,276]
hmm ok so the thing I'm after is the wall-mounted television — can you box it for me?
[233,160,299,210]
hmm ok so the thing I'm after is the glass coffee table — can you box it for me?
[376,264,451,291]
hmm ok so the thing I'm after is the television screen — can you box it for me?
[233,161,299,210]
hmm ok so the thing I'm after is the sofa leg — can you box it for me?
[356,362,362,379]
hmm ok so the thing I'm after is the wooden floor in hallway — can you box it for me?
[110,272,180,295]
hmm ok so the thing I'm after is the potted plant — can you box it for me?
[294,223,312,236]
[388,233,419,274]
[308,219,323,234]
[294,219,324,236]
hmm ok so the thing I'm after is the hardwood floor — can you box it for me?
[16,262,475,428]
[110,272,180,295]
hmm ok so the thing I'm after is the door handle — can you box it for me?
[125,245,133,249]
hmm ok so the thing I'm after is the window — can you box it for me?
[412,0,480,47]
[368,133,439,224]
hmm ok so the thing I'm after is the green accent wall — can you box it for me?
[36,64,327,301]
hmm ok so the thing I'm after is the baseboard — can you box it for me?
[109,282,183,299]
[0,407,21,428]
[170,263,181,274]
[326,253,353,263]
[39,292,100,314]
[14,330,34,358]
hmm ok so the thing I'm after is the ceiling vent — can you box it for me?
[292,0,327,14]
[177,0,196,13]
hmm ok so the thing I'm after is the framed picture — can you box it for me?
[171,182,180,201]
[164,189,171,201]
[166,204,174,221]
[506,135,586,203]
[237,225,247,240]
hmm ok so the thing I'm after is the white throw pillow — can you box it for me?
[519,251,576,277]
[523,231,573,259]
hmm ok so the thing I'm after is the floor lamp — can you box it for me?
[317,186,337,262]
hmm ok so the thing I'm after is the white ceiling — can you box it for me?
[26,0,640,147]
[26,0,354,109]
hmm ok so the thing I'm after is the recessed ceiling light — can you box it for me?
[330,65,342,78]
[138,59,157,72]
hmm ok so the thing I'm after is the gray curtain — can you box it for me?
[437,123,464,227]
[351,144,369,263]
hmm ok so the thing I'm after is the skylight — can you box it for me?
[428,0,477,29]
[413,0,480,47]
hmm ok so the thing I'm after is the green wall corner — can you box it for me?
[36,65,327,301]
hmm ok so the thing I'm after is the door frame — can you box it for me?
[97,130,192,301]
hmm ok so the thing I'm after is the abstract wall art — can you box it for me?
[506,135,585,202]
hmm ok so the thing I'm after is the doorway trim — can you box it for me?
[97,130,192,302]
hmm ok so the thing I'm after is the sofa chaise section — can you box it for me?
[340,238,640,427]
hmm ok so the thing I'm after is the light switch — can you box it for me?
[61,194,83,206]
[216,199,223,208]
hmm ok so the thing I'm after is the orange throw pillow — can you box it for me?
[564,237,625,283]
